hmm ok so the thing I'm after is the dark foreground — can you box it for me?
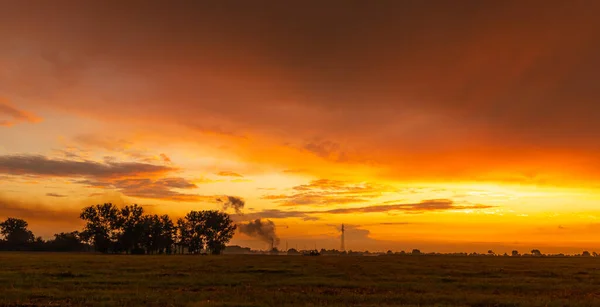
[1,253,599,306]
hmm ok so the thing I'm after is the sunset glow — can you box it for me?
[2,1,600,254]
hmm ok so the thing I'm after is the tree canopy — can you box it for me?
[1,204,237,254]
[0,217,34,247]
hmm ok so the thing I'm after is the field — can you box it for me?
[1,253,600,306]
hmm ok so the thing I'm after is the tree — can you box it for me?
[80,203,120,253]
[487,250,494,256]
[582,251,591,257]
[182,211,205,254]
[176,218,190,254]
[200,210,236,255]
[174,210,235,255]
[531,249,542,256]
[411,249,421,255]
[0,218,35,247]
[47,231,86,252]
[141,214,162,254]
[157,215,175,254]
[118,204,146,254]
[512,250,520,257]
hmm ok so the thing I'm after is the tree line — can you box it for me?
[0,203,236,255]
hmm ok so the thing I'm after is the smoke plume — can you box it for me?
[217,196,245,214]
[238,219,280,247]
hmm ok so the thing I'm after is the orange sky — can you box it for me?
[2,1,600,254]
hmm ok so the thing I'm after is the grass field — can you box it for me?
[1,253,600,306]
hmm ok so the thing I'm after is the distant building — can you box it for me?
[223,245,252,254]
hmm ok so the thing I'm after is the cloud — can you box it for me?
[236,199,488,221]
[109,177,198,200]
[3,2,600,186]
[317,199,494,214]
[303,140,349,162]
[0,154,222,202]
[263,179,394,207]
[292,179,393,193]
[0,99,41,127]
[216,171,244,177]
[217,196,245,214]
[376,222,414,226]
[72,134,133,152]
[159,153,172,163]
[76,177,210,202]
[235,209,319,222]
[45,193,67,198]
[0,154,175,178]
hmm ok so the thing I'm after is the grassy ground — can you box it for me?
[1,253,600,306]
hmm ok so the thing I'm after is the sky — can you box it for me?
[2,1,600,254]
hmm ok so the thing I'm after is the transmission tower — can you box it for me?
[341,223,345,251]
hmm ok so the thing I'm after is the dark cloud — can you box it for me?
[45,193,67,198]
[235,209,319,222]
[303,140,349,162]
[76,177,209,202]
[217,196,245,214]
[75,177,235,203]
[109,178,199,201]
[0,154,175,178]
[3,2,600,183]
[265,194,366,207]
[236,199,490,221]
[0,154,215,202]
[216,171,243,177]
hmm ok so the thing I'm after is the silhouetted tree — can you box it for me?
[411,249,421,255]
[176,218,190,254]
[531,249,542,256]
[512,250,520,257]
[141,214,162,254]
[174,210,235,255]
[80,203,120,253]
[0,218,35,249]
[200,210,236,255]
[46,231,87,252]
[118,204,146,254]
[182,211,205,254]
[487,250,494,256]
[582,251,591,257]
[157,214,175,254]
